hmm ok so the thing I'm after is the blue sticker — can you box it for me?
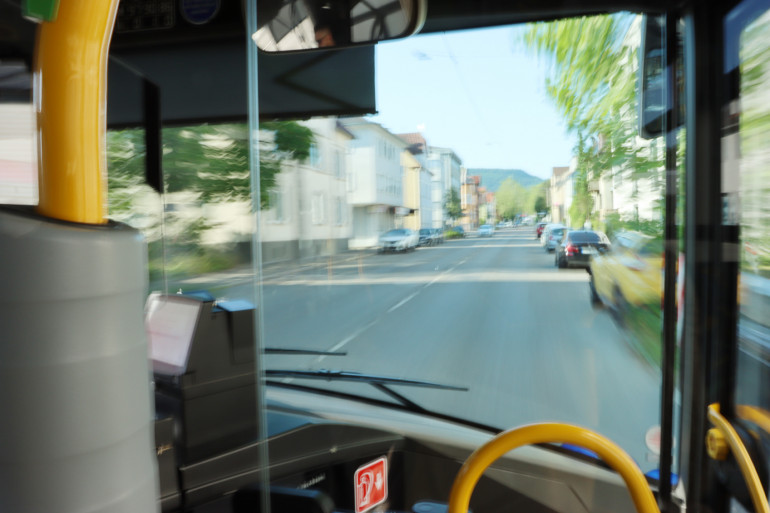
[180,0,220,25]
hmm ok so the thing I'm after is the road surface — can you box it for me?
[200,227,663,470]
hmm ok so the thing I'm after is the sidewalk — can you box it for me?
[159,247,379,291]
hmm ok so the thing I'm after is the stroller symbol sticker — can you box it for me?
[354,457,388,513]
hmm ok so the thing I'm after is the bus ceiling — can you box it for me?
[3,0,679,124]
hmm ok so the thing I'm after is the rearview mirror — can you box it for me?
[638,15,664,138]
[254,0,426,52]
[638,14,684,139]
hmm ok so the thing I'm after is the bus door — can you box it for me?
[691,0,770,511]
[724,0,770,510]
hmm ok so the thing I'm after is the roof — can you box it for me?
[552,166,570,178]
[397,133,428,155]
[340,118,409,148]
[335,120,355,139]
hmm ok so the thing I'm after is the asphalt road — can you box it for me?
[208,227,663,470]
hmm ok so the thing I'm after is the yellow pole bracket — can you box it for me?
[707,404,770,513]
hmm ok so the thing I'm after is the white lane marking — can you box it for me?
[387,291,419,313]
[318,255,471,363]
[424,257,468,288]
[316,320,377,364]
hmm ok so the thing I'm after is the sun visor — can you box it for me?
[258,46,375,120]
[107,44,375,127]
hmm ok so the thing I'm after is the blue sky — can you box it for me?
[367,26,576,180]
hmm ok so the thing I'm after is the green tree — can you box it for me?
[108,121,313,213]
[533,183,549,214]
[161,122,313,208]
[107,121,314,277]
[522,15,665,216]
[495,178,527,219]
[521,16,633,135]
[567,133,595,228]
[444,187,462,222]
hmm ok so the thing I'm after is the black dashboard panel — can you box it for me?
[160,407,562,513]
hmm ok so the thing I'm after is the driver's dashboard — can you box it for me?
[157,383,646,513]
[146,293,644,513]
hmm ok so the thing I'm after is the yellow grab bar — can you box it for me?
[707,404,770,513]
[448,423,660,513]
[35,0,120,224]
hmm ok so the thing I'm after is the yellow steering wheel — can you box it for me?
[447,423,660,513]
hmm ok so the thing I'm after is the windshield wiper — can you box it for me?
[264,348,347,356]
[265,369,468,412]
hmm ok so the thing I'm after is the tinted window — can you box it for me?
[569,231,602,243]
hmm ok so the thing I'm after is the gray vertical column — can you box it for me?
[0,207,159,513]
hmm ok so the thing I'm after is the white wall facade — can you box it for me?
[419,167,433,228]
[342,118,409,248]
[428,146,463,227]
[260,117,353,260]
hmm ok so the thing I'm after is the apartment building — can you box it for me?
[342,118,411,248]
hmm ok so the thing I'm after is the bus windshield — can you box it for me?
[105,13,678,475]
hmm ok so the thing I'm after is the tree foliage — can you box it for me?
[495,178,548,220]
[522,16,632,135]
[444,187,462,222]
[108,121,313,212]
[522,15,666,225]
[107,120,313,264]
[495,178,527,219]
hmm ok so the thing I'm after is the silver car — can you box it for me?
[542,224,567,252]
[478,224,495,237]
[379,229,419,252]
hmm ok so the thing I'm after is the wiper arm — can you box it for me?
[265,369,468,412]
[264,348,347,356]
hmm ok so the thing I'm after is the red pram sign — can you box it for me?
[354,457,388,513]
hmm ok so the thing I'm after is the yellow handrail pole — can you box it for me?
[707,404,770,513]
[448,423,660,513]
[35,0,120,224]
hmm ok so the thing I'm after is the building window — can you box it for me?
[347,171,356,192]
[334,150,344,177]
[309,143,321,168]
[335,197,345,225]
[312,192,326,224]
[268,189,284,222]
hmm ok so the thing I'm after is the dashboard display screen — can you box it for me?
[146,294,201,375]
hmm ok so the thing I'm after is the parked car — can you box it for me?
[535,222,547,239]
[432,228,445,244]
[542,224,567,252]
[418,228,435,246]
[478,224,495,237]
[589,231,663,308]
[555,230,610,269]
[379,228,419,252]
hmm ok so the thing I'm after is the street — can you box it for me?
[215,227,663,470]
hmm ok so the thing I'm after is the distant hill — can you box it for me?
[468,168,544,191]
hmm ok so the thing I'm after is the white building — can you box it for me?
[590,16,664,225]
[342,118,411,248]
[427,146,463,227]
[260,117,353,261]
[550,165,573,225]
[397,132,435,229]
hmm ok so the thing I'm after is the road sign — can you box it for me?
[355,457,388,513]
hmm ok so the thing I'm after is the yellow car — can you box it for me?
[589,231,663,309]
